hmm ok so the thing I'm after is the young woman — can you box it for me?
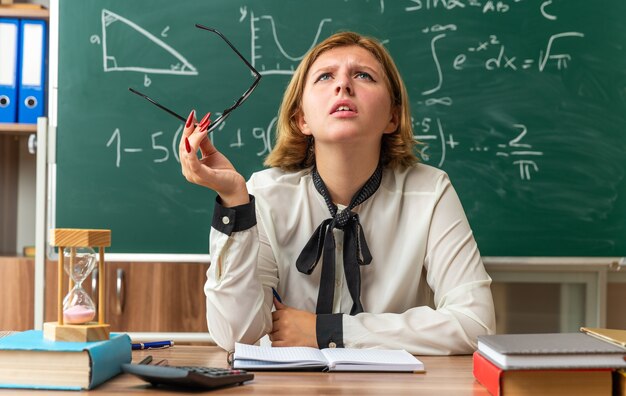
[180,31,495,354]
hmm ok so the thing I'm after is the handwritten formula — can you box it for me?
[96,1,580,183]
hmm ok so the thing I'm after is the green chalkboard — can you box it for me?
[55,0,626,256]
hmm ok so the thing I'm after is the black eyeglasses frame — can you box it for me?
[129,25,262,134]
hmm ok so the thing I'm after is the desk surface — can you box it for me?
[2,346,489,395]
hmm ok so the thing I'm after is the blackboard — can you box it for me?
[54,0,626,256]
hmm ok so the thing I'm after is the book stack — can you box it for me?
[0,330,131,390]
[473,328,626,396]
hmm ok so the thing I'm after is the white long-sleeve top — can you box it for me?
[205,163,495,354]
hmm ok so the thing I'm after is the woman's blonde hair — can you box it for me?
[264,31,418,171]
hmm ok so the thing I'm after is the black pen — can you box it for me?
[272,287,283,303]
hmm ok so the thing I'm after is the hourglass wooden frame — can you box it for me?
[43,228,111,342]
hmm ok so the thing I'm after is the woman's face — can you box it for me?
[297,45,397,147]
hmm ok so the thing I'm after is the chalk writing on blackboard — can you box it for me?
[419,26,584,98]
[104,116,279,168]
[406,0,520,14]
[411,2,583,180]
[97,9,197,76]
[100,1,586,182]
[105,126,182,168]
[248,10,332,75]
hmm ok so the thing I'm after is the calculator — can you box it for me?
[121,363,254,390]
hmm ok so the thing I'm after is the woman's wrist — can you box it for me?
[219,187,250,208]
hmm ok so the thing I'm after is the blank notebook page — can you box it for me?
[322,348,420,365]
[234,343,326,363]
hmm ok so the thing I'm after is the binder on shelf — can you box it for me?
[0,18,20,123]
[17,19,46,124]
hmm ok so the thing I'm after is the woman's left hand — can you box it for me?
[269,298,317,348]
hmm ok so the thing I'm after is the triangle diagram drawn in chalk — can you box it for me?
[101,9,197,75]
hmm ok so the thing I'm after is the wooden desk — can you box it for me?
[0,346,489,395]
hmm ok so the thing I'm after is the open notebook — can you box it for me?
[233,343,425,372]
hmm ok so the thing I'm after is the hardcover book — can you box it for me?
[477,333,626,370]
[0,329,131,390]
[472,351,612,396]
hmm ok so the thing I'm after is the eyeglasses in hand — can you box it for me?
[129,25,261,134]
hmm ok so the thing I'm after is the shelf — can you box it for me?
[0,6,48,136]
[0,123,37,135]
[0,6,49,19]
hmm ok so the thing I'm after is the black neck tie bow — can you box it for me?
[296,164,383,315]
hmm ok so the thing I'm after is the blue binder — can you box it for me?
[0,18,20,123]
[17,19,46,124]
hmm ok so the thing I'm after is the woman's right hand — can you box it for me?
[179,110,250,207]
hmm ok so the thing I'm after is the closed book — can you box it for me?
[233,342,424,372]
[477,333,626,370]
[473,351,612,396]
[0,329,131,390]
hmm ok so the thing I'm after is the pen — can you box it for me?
[272,287,282,304]
[131,340,174,350]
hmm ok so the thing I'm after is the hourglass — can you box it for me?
[43,229,111,342]
[63,246,97,324]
